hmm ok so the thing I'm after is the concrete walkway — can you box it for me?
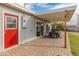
[0,32,72,56]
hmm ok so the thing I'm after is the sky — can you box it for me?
[30,3,61,13]
[24,3,75,13]
[24,3,60,13]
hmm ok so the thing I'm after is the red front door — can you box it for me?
[4,13,18,48]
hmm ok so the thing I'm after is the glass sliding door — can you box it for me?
[40,23,44,35]
[36,22,44,37]
[36,24,41,36]
[46,24,50,34]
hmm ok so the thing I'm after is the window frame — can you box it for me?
[5,16,17,29]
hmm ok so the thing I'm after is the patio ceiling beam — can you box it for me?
[37,5,76,22]
[37,10,75,22]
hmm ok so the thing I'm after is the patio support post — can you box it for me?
[64,19,67,48]
[64,10,67,48]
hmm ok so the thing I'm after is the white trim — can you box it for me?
[2,45,18,52]
[18,15,21,45]
[3,12,19,51]
[5,16,17,29]
[1,3,35,14]
[3,11,4,51]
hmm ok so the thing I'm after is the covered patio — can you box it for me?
[0,5,76,56]
[37,5,76,48]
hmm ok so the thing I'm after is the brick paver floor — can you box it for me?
[0,32,72,56]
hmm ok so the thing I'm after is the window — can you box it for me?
[6,16,16,29]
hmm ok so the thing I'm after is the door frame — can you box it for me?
[3,13,19,50]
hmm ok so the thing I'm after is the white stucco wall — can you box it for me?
[20,15,36,43]
[0,4,37,50]
[0,9,3,51]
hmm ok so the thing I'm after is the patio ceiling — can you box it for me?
[37,5,76,22]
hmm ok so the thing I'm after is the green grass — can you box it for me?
[68,32,79,56]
